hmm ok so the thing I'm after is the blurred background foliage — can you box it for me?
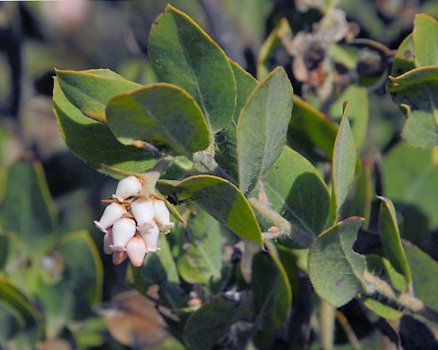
[0,0,438,349]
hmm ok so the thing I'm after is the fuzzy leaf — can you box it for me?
[377,196,411,286]
[413,14,438,67]
[56,69,140,122]
[263,146,330,248]
[158,175,262,246]
[237,67,293,194]
[106,83,210,157]
[53,78,157,178]
[148,4,236,132]
[308,217,365,307]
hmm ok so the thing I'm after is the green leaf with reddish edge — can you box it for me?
[288,96,338,160]
[330,103,357,221]
[237,67,293,194]
[413,14,438,67]
[1,159,56,250]
[54,230,103,319]
[157,175,262,246]
[391,34,415,77]
[388,67,438,148]
[0,276,44,341]
[148,4,236,132]
[405,242,438,311]
[56,69,140,122]
[330,85,369,150]
[53,78,157,179]
[377,196,411,286]
[215,61,257,180]
[252,251,291,350]
[105,83,210,157]
[263,145,329,248]
[308,217,365,307]
[177,207,222,284]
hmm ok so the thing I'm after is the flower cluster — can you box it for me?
[94,175,174,267]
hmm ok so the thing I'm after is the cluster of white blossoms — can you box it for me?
[94,175,174,267]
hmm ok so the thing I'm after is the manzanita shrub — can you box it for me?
[2,2,438,349]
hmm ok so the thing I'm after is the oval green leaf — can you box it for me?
[53,78,157,178]
[308,217,365,307]
[391,34,415,77]
[177,208,222,284]
[158,175,262,246]
[56,69,140,122]
[263,145,330,248]
[106,83,210,157]
[388,67,438,149]
[413,14,438,67]
[331,103,358,219]
[377,196,411,286]
[237,67,294,194]
[148,4,236,132]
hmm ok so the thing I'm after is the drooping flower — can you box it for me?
[126,235,147,267]
[131,199,154,225]
[111,217,136,251]
[113,175,142,202]
[94,202,126,233]
[153,199,175,233]
[138,222,160,252]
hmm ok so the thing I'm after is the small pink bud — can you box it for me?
[111,217,136,250]
[126,235,147,267]
[112,250,128,265]
[114,176,142,201]
[131,199,154,225]
[94,203,126,233]
[103,230,113,255]
[138,222,160,252]
[153,200,174,232]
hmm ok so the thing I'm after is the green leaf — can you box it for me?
[391,34,415,77]
[330,85,369,150]
[288,96,338,160]
[331,103,357,220]
[56,69,140,122]
[237,67,293,194]
[377,196,411,286]
[388,67,438,148]
[53,78,157,178]
[252,251,291,349]
[158,175,262,246]
[413,14,438,67]
[105,83,210,156]
[215,61,257,179]
[363,298,402,320]
[405,243,438,311]
[177,207,222,284]
[263,145,330,247]
[366,255,407,293]
[55,230,103,319]
[308,217,365,307]
[183,294,252,350]
[1,159,56,250]
[382,143,438,239]
[0,276,44,341]
[148,4,236,132]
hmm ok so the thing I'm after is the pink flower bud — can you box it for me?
[130,199,154,225]
[94,203,126,233]
[111,217,136,250]
[112,250,128,265]
[126,235,147,267]
[114,176,142,201]
[103,230,113,255]
[153,200,174,232]
[138,222,160,252]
